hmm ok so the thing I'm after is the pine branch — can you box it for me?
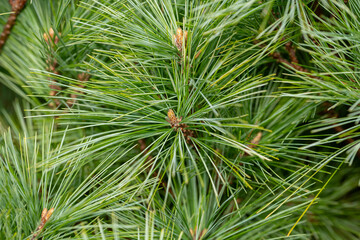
[1,1,359,239]
[0,0,27,52]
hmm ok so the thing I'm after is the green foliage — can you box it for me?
[0,0,359,239]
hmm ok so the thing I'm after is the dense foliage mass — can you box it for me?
[0,0,359,239]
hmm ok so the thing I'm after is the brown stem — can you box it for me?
[66,72,90,108]
[322,103,360,159]
[285,42,298,64]
[256,38,321,79]
[270,51,308,73]
[0,0,27,52]
[333,125,360,160]
[47,59,61,108]
[43,28,62,109]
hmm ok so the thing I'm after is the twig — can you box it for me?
[138,138,153,162]
[66,72,90,108]
[270,48,308,73]
[48,59,61,108]
[31,208,54,240]
[0,0,27,52]
[255,37,321,78]
[322,102,360,159]
[43,28,62,109]
[284,42,298,64]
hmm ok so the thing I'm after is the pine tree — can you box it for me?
[0,0,359,239]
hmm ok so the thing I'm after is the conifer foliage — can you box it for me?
[0,0,359,239]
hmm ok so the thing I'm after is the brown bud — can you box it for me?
[45,208,54,221]
[43,28,60,45]
[167,109,177,123]
[40,208,47,220]
[176,28,183,37]
[250,132,262,146]
[173,27,188,52]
